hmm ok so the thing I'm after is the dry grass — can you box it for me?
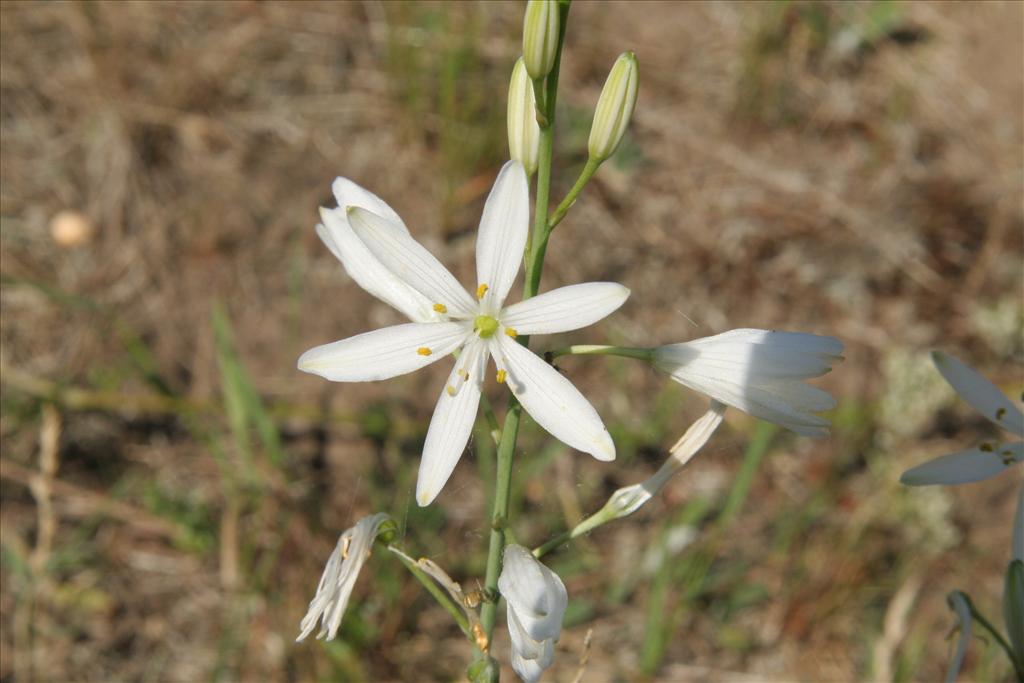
[1,1,1022,682]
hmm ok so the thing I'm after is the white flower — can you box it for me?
[901,352,1023,486]
[652,329,843,437]
[498,544,567,683]
[300,161,627,505]
[296,512,391,642]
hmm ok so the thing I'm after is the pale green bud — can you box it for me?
[507,57,540,175]
[587,51,639,162]
[522,0,559,80]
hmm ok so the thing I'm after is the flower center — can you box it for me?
[474,315,499,338]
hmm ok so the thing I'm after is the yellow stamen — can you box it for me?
[496,369,507,384]
[417,347,432,356]
[457,368,469,380]
[476,283,489,300]
[433,303,448,314]
[505,327,518,338]
[446,385,457,397]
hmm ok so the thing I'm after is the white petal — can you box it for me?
[498,544,568,642]
[348,207,477,317]
[298,322,469,382]
[507,607,546,662]
[900,442,1023,486]
[332,177,409,233]
[318,209,434,322]
[493,335,615,461]
[511,647,549,683]
[501,282,631,336]
[415,340,487,506]
[932,351,1024,437]
[475,161,530,312]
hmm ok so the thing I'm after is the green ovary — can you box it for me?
[474,315,499,338]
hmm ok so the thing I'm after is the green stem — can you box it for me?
[547,157,600,231]
[967,600,1023,680]
[533,505,614,559]
[548,344,654,361]
[387,543,471,637]
[479,1,572,658]
[479,393,501,445]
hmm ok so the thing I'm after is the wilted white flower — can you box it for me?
[297,513,391,642]
[522,0,559,80]
[604,401,726,520]
[587,51,639,162]
[652,329,843,437]
[498,544,567,683]
[508,57,541,175]
[300,161,627,505]
[901,352,1023,486]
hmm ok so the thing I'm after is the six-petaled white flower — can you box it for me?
[498,544,567,683]
[652,329,844,437]
[299,161,627,505]
[901,352,1023,486]
[296,512,391,642]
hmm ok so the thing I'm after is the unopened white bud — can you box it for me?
[507,58,540,175]
[522,0,559,80]
[587,51,639,162]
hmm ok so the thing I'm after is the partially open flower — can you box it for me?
[900,352,1023,486]
[498,544,567,683]
[652,329,843,437]
[296,513,392,642]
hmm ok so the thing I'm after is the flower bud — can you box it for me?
[507,57,540,175]
[587,51,639,162]
[522,0,559,80]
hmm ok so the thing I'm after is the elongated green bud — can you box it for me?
[522,0,558,80]
[587,51,639,162]
[507,57,540,175]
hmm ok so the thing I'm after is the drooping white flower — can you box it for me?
[498,544,567,683]
[296,512,391,642]
[901,352,1023,487]
[300,161,627,505]
[652,329,844,437]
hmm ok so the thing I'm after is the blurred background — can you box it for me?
[1,1,1022,681]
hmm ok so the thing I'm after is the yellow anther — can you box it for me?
[477,283,489,300]
[505,327,518,338]
[417,347,432,356]
[433,303,448,314]
[446,385,457,397]
[457,368,469,380]
[496,369,507,384]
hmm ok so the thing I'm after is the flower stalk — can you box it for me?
[480,0,571,660]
